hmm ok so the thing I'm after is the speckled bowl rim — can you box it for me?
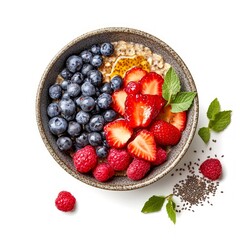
[36,27,199,191]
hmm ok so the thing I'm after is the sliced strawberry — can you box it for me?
[124,94,165,128]
[111,89,128,116]
[127,130,157,162]
[123,67,147,87]
[150,120,181,146]
[156,105,187,132]
[104,119,133,148]
[140,72,164,96]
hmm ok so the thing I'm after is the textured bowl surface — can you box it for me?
[36,27,199,190]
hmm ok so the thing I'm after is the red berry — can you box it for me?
[93,163,115,182]
[123,67,147,87]
[55,191,76,212]
[107,148,132,171]
[125,81,141,94]
[199,158,222,180]
[151,147,167,166]
[126,158,151,181]
[73,145,97,173]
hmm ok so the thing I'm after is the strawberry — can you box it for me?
[104,119,133,148]
[156,105,187,132]
[127,130,156,161]
[124,94,165,128]
[150,120,181,146]
[123,67,147,87]
[111,89,128,116]
[140,72,164,95]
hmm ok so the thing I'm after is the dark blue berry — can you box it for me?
[79,96,95,112]
[90,55,103,67]
[100,82,112,94]
[80,50,93,63]
[71,72,84,85]
[47,102,60,118]
[81,82,96,96]
[67,83,81,97]
[87,70,103,87]
[103,109,117,122]
[81,63,94,76]
[49,84,62,100]
[88,132,102,146]
[61,80,70,90]
[76,132,89,148]
[89,115,105,132]
[100,42,114,56]
[48,117,67,135]
[75,110,90,124]
[59,98,76,116]
[110,75,123,91]
[66,55,83,73]
[91,44,101,55]
[60,68,72,79]
[96,146,108,158]
[67,121,81,137]
[62,92,71,100]
[61,113,76,121]
[97,93,112,109]
[57,136,72,151]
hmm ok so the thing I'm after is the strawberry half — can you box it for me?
[111,89,128,116]
[140,72,164,96]
[156,105,187,132]
[127,130,156,161]
[150,120,181,146]
[123,67,147,87]
[104,119,133,148]
[124,94,165,128]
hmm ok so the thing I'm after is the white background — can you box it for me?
[1,0,239,239]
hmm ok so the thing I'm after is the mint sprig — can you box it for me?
[162,67,197,112]
[198,98,232,143]
[141,194,176,224]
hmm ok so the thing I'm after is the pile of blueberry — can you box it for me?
[47,42,123,158]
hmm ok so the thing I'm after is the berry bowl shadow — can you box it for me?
[36,27,199,191]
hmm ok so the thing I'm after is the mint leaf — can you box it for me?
[141,195,165,213]
[198,127,211,143]
[166,199,176,224]
[209,110,232,132]
[162,67,181,103]
[207,98,220,120]
[171,92,197,113]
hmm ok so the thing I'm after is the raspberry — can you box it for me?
[107,148,131,171]
[151,147,167,166]
[55,191,76,212]
[93,162,115,182]
[73,145,97,173]
[126,158,151,181]
[199,158,222,180]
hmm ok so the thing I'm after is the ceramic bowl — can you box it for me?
[36,27,199,190]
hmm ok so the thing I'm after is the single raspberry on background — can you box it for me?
[107,148,132,171]
[151,147,167,166]
[93,162,115,182]
[126,158,151,181]
[55,191,76,212]
[73,145,97,173]
[199,158,222,180]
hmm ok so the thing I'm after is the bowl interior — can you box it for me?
[36,27,199,190]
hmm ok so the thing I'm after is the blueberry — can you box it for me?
[88,132,102,146]
[90,55,103,67]
[89,115,105,132]
[100,82,112,94]
[84,123,91,133]
[49,84,62,100]
[61,80,70,90]
[60,68,72,79]
[81,82,96,96]
[103,109,117,122]
[71,72,84,85]
[100,42,114,56]
[88,70,103,87]
[79,96,96,112]
[110,75,123,91]
[81,63,94,76]
[97,93,112,109]
[57,136,72,151]
[91,44,101,55]
[66,83,81,97]
[95,88,101,97]
[76,132,89,148]
[66,55,83,73]
[80,50,93,63]
[61,113,76,121]
[76,110,90,124]
[67,121,81,137]
[59,98,76,116]
[47,102,60,118]
[48,117,67,135]
[62,92,71,100]
[96,146,108,158]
